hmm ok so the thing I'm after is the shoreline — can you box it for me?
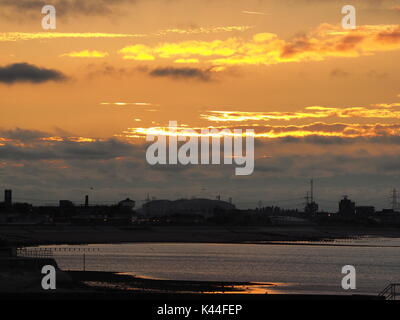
[0,270,384,300]
[65,270,275,294]
[35,270,387,299]
[1,232,394,299]
[2,225,400,247]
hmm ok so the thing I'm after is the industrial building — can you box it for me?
[142,198,235,217]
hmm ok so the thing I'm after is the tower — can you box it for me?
[310,179,314,203]
[391,188,398,211]
[304,179,318,215]
[4,189,12,206]
[339,195,356,215]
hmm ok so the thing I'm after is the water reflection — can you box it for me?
[204,282,289,294]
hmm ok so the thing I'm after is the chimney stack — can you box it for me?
[4,189,12,206]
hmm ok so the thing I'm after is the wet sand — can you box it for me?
[66,271,275,294]
[0,270,383,300]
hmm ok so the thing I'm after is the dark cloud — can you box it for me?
[276,135,400,145]
[0,0,137,18]
[280,33,365,59]
[279,136,354,145]
[330,68,350,78]
[1,127,400,210]
[335,35,364,51]
[376,26,400,43]
[0,128,51,142]
[149,67,212,81]
[0,63,67,84]
[281,36,313,58]
[256,152,400,178]
[366,70,389,79]
[85,63,132,79]
[59,139,140,160]
[0,138,140,160]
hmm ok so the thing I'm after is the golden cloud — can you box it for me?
[40,137,97,143]
[201,103,400,122]
[0,26,251,42]
[0,32,146,41]
[155,26,252,36]
[119,24,400,65]
[121,100,400,141]
[60,50,109,58]
[119,44,155,61]
[123,122,400,140]
[100,102,159,106]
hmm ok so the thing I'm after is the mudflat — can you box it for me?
[1,225,400,246]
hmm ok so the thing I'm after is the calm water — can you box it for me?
[42,238,400,295]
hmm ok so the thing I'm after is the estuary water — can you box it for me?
[42,237,400,295]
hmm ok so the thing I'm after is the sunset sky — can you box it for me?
[1,0,400,210]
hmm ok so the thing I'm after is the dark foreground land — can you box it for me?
[1,225,400,246]
[0,225,397,300]
[0,270,384,300]
[66,271,273,294]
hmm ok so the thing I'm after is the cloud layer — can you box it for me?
[0,63,67,84]
[149,67,212,81]
[119,24,400,66]
[1,127,400,210]
[0,0,136,18]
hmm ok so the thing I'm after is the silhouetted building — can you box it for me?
[381,209,396,214]
[118,198,135,209]
[4,189,12,207]
[85,195,89,207]
[143,198,235,217]
[339,196,355,215]
[356,206,375,217]
[59,200,74,208]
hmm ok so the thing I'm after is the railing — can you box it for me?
[17,247,53,259]
[379,283,400,300]
[17,247,99,258]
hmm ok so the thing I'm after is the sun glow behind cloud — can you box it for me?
[0,32,146,41]
[241,11,268,16]
[60,50,109,58]
[100,102,160,106]
[121,100,400,141]
[0,26,251,42]
[122,122,400,140]
[118,24,400,66]
[201,103,400,122]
